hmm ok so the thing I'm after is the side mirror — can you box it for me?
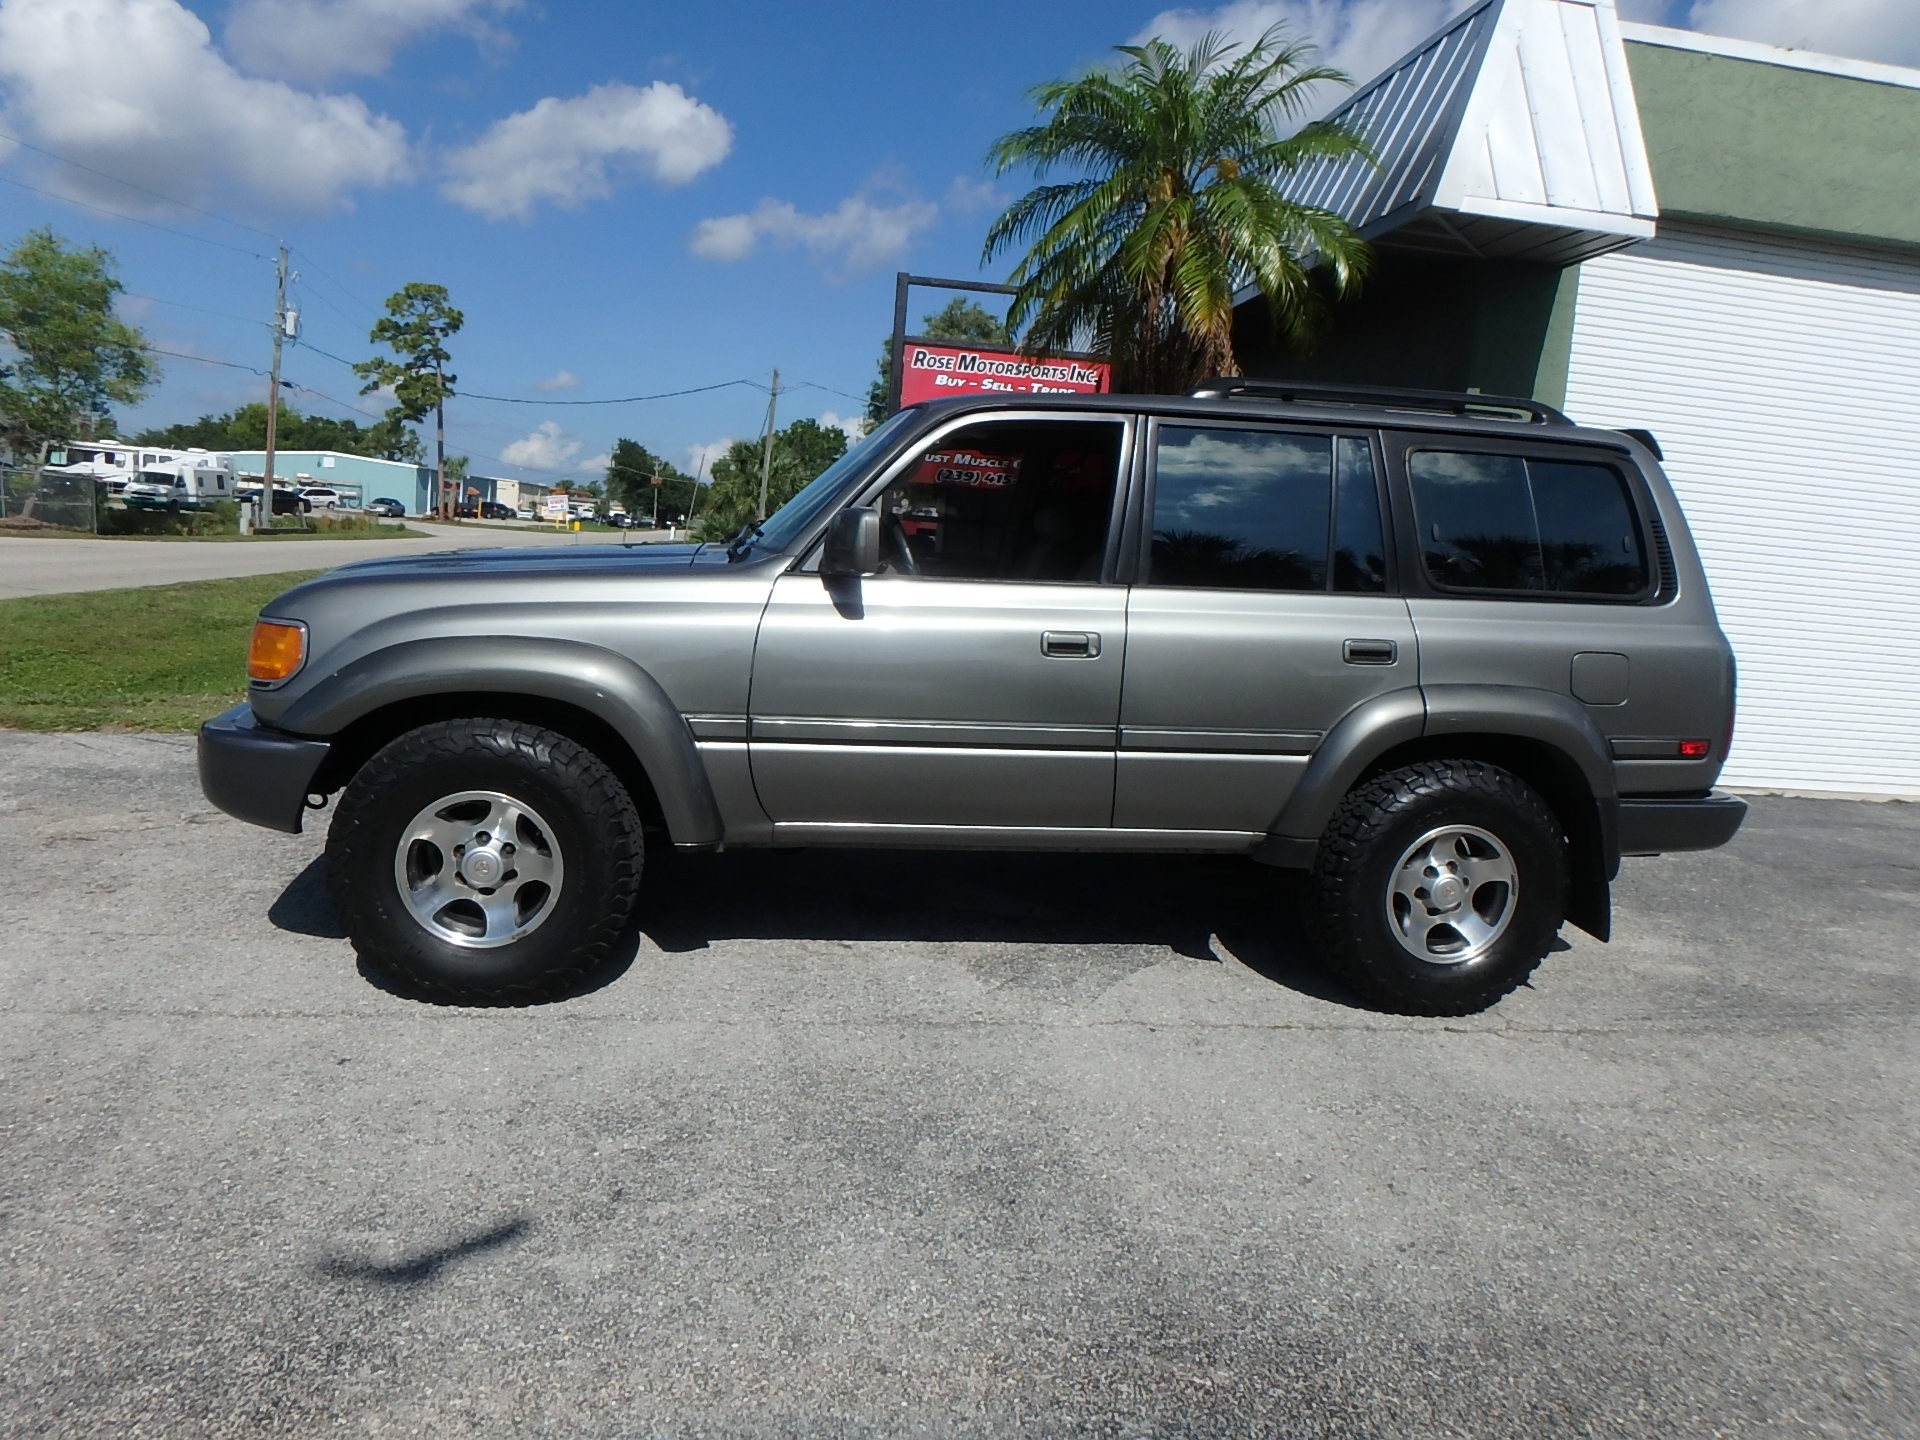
[820,508,881,576]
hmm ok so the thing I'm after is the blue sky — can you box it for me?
[0,0,1915,483]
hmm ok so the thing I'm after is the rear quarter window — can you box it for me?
[1408,449,1650,599]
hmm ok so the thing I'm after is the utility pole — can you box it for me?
[435,358,448,521]
[756,368,780,521]
[261,244,290,529]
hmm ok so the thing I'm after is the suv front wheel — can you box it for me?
[1310,761,1568,1015]
[326,718,643,999]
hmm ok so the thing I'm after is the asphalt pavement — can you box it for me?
[1,731,1915,1437]
[0,521,689,600]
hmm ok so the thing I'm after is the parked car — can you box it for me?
[366,497,407,518]
[515,505,535,521]
[298,486,343,510]
[200,382,1746,1014]
[607,512,635,528]
[237,485,308,515]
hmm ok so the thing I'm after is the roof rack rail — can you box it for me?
[1189,377,1573,426]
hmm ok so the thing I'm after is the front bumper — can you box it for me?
[198,703,332,834]
[1617,791,1748,856]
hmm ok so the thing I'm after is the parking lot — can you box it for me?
[2,729,1915,1437]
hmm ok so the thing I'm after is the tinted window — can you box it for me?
[1334,436,1387,593]
[1408,450,1648,598]
[873,419,1123,582]
[1531,459,1650,595]
[1149,427,1330,592]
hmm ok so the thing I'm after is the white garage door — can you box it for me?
[1564,224,1920,795]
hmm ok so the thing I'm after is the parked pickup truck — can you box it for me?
[199,382,1745,1013]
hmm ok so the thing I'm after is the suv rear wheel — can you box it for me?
[326,718,642,999]
[1310,761,1568,1015]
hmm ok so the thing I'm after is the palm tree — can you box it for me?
[983,27,1372,395]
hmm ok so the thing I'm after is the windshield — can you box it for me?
[743,408,919,555]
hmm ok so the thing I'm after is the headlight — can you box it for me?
[247,618,307,685]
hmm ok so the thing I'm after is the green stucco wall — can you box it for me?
[1625,41,1920,250]
[1233,259,1581,406]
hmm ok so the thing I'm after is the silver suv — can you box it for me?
[199,382,1745,1013]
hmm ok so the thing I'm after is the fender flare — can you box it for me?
[276,635,725,847]
[1259,684,1619,875]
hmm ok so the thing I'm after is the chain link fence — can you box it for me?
[0,464,100,533]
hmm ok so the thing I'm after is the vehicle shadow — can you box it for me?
[637,847,1378,1011]
[270,849,1379,1013]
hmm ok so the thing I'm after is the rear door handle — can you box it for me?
[1343,638,1398,666]
[1042,631,1100,659]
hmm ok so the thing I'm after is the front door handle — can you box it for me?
[1343,638,1398,666]
[1042,631,1101,659]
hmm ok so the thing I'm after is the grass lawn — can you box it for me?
[0,571,321,732]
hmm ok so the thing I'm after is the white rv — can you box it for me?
[123,452,238,511]
[40,440,186,493]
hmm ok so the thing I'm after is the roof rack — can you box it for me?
[1189,377,1573,427]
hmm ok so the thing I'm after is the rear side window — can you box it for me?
[1147,425,1390,594]
[1408,450,1649,598]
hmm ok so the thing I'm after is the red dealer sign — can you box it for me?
[899,341,1111,407]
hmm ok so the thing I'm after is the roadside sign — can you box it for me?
[897,340,1110,407]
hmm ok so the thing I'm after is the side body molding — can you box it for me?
[273,636,725,846]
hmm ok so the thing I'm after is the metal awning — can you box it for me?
[1277,0,1658,269]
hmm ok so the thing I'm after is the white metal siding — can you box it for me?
[1565,225,1920,794]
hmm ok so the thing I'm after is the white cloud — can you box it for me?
[1132,0,1476,114]
[534,369,582,391]
[442,81,731,221]
[578,450,613,475]
[688,212,757,261]
[944,175,1001,213]
[501,420,582,470]
[1683,0,1920,66]
[689,191,939,273]
[819,410,867,442]
[0,0,410,212]
[685,438,735,477]
[224,0,519,81]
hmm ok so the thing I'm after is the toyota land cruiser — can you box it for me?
[198,382,1746,1014]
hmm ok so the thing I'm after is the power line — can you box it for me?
[455,377,763,406]
[0,128,280,242]
[126,291,270,330]
[290,249,376,314]
[295,343,764,410]
[148,345,269,376]
[789,379,868,404]
[293,339,364,374]
[0,172,271,261]
[290,275,363,330]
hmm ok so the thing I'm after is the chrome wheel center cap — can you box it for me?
[461,847,504,887]
[1429,876,1466,912]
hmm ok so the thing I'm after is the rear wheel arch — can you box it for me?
[1351,733,1612,941]
[1263,688,1618,941]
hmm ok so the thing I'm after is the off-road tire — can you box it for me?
[326,718,642,1000]
[1310,760,1568,1015]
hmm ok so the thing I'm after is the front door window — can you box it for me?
[872,419,1125,582]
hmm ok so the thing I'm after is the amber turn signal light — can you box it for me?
[247,620,306,683]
